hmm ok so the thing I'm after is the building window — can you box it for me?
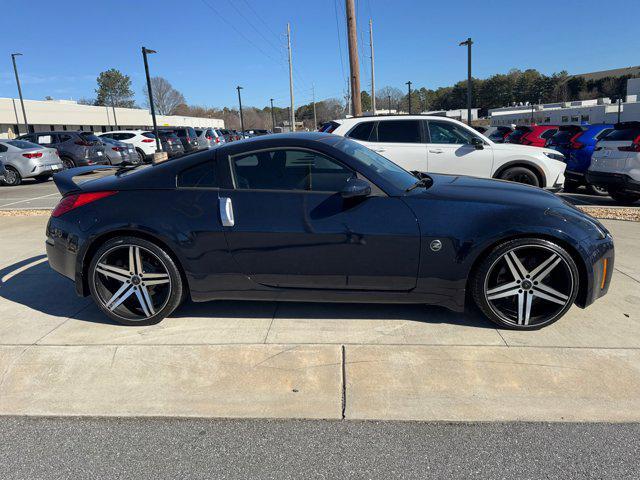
[544,117,551,123]
[28,125,35,133]
[581,115,589,122]
[49,125,55,131]
[62,125,67,131]
[78,125,84,131]
[89,126,94,132]
[101,126,107,133]
[571,116,579,122]
[561,116,569,123]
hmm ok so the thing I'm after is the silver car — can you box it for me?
[0,139,63,186]
[100,136,138,165]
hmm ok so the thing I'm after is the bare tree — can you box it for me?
[143,77,186,115]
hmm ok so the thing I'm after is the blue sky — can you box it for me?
[1,0,639,110]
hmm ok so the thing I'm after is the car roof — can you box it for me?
[336,115,467,124]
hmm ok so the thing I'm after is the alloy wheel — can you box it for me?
[3,168,19,186]
[93,244,172,321]
[484,245,575,327]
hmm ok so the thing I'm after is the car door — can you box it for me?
[349,119,427,172]
[424,120,494,178]
[219,147,420,291]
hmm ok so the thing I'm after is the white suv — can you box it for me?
[98,130,158,163]
[329,116,566,189]
[587,122,640,205]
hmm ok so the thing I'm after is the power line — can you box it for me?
[334,0,347,88]
[223,0,284,55]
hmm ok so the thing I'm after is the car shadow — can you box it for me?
[0,255,493,330]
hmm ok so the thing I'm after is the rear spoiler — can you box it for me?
[53,165,114,196]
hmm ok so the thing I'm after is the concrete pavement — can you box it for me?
[0,215,639,421]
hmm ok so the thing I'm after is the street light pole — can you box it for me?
[142,46,161,152]
[459,37,473,125]
[387,95,391,114]
[617,98,622,123]
[405,81,412,114]
[270,98,276,131]
[237,86,245,136]
[11,53,29,134]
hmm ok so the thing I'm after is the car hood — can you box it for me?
[492,142,558,156]
[407,173,565,208]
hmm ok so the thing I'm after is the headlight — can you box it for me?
[543,151,565,162]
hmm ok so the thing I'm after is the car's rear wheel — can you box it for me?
[61,157,75,169]
[608,188,640,205]
[2,166,22,186]
[135,149,146,164]
[562,179,579,193]
[499,167,540,187]
[472,238,579,330]
[88,237,184,326]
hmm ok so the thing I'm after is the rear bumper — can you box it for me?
[24,162,64,178]
[585,171,640,193]
[565,170,586,184]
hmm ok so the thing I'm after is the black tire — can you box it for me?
[88,236,184,326]
[562,179,579,193]
[2,166,22,186]
[135,149,146,164]
[471,238,579,330]
[61,157,75,169]
[586,184,609,196]
[498,166,540,187]
[608,189,640,205]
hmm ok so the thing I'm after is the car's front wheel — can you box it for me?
[88,236,184,325]
[498,166,540,187]
[472,238,579,330]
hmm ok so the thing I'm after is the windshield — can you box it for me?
[332,138,417,191]
[5,140,42,150]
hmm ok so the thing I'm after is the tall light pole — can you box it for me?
[617,98,622,123]
[237,86,245,135]
[11,53,29,134]
[286,23,295,131]
[405,81,412,114]
[270,98,276,131]
[142,46,161,152]
[369,19,376,114]
[312,83,317,129]
[459,37,473,125]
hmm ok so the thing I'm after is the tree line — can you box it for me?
[73,67,637,130]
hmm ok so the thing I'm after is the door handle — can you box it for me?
[219,197,235,227]
[429,149,444,154]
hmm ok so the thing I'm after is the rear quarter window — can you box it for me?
[603,127,640,141]
[177,161,217,188]
[347,122,376,141]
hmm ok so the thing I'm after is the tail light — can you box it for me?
[568,132,584,150]
[618,135,640,152]
[112,146,125,151]
[215,137,220,143]
[141,138,154,143]
[52,191,118,218]
[23,152,43,159]
[74,140,93,146]
[206,135,212,140]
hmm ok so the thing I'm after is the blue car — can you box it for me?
[45,133,614,330]
[562,124,614,195]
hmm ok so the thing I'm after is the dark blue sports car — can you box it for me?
[46,133,614,330]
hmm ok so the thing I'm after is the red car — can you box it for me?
[520,125,559,147]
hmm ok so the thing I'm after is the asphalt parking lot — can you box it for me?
[0,214,639,422]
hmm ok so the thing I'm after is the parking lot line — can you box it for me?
[0,192,60,208]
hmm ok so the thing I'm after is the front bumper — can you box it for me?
[585,171,640,194]
[578,234,615,308]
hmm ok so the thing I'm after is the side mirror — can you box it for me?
[471,137,484,149]
[341,177,371,199]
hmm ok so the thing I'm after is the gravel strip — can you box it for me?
[0,209,52,216]
[578,206,640,222]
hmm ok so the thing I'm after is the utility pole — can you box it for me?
[11,53,29,134]
[286,23,295,131]
[345,0,362,116]
[270,98,276,131]
[459,37,473,125]
[388,95,391,114]
[369,19,376,114]
[142,47,160,152]
[237,86,245,135]
[312,83,317,129]
[406,81,412,114]
[617,98,622,123]
[111,95,119,130]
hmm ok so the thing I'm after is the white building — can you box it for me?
[489,78,640,127]
[421,108,479,122]
[0,97,224,138]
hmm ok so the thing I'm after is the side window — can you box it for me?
[36,134,54,145]
[0,144,7,153]
[59,134,72,142]
[376,120,421,143]
[101,133,113,139]
[541,129,557,139]
[231,149,354,192]
[347,122,376,141]
[177,161,217,188]
[427,121,474,144]
[596,129,613,140]
[120,133,135,140]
